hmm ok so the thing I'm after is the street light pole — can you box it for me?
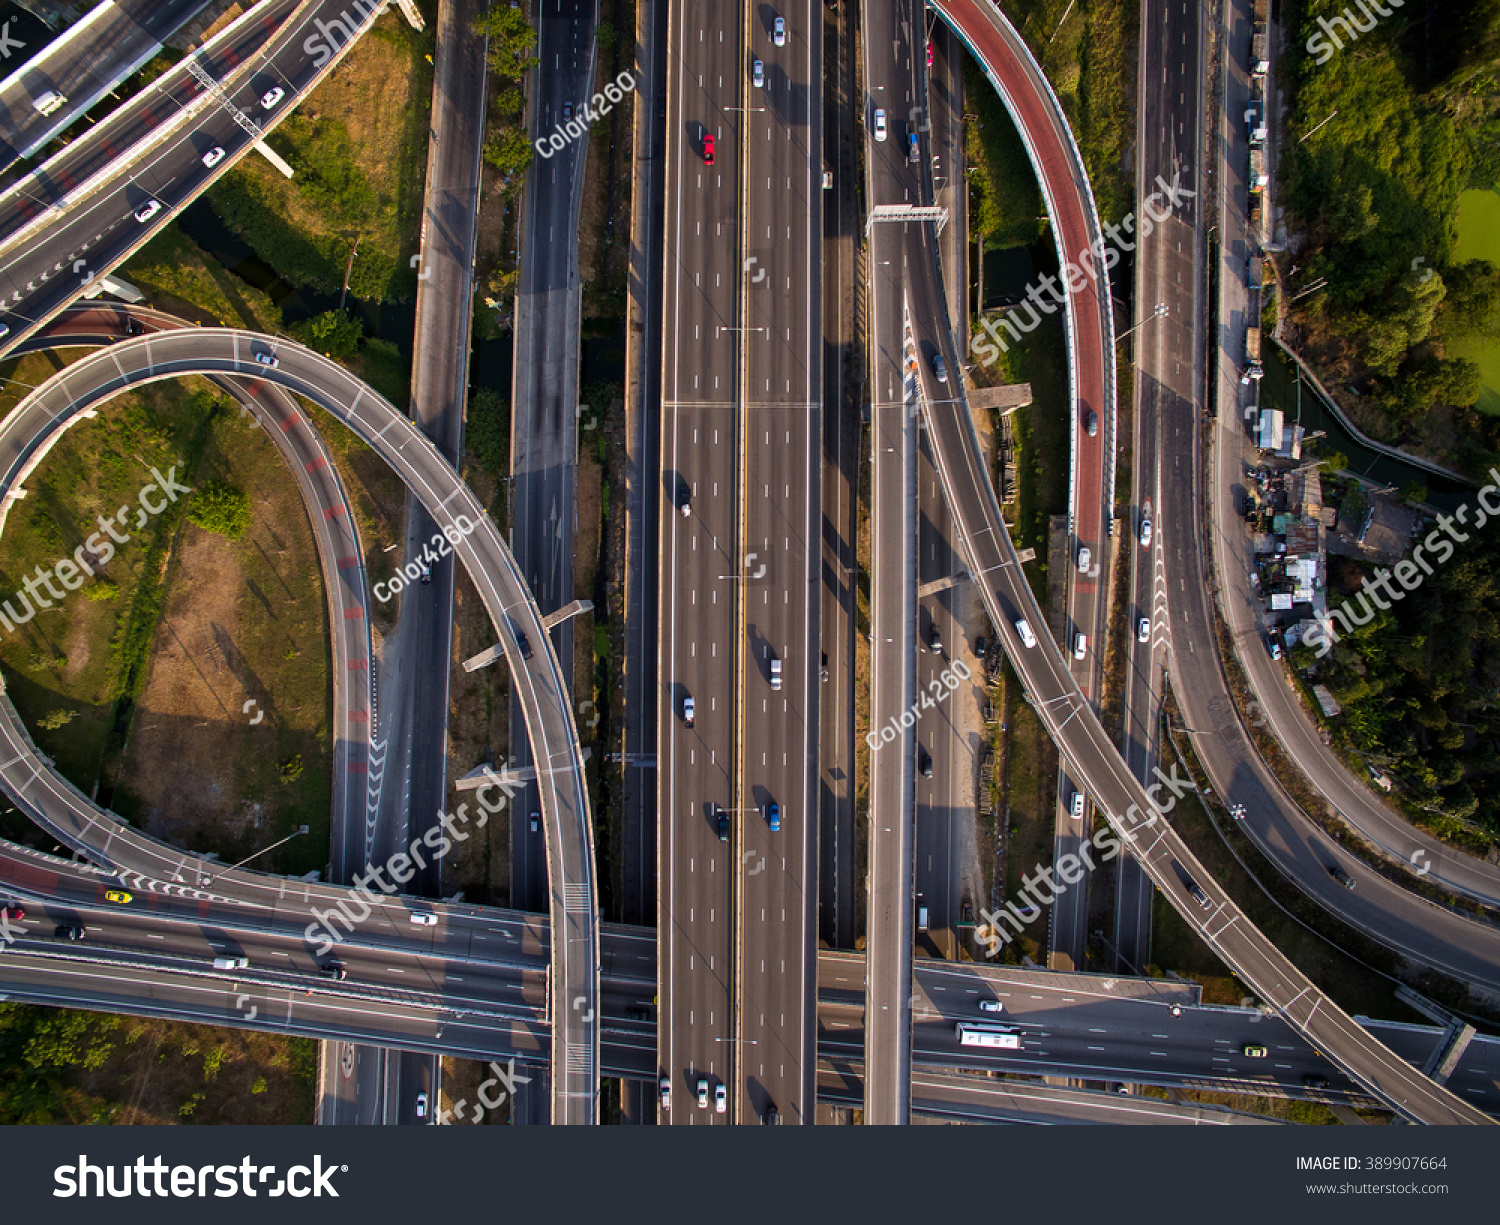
[1116,301,1168,344]
[200,825,310,886]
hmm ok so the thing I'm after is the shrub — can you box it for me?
[187,482,251,541]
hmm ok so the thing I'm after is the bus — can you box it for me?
[956,1022,1020,1050]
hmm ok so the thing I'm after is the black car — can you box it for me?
[763,1102,780,1125]
[918,751,933,778]
[319,962,347,980]
[1186,881,1211,909]
[1328,865,1355,890]
[975,636,987,659]
[715,805,729,842]
[1303,1074,1329,1090]
[55,924,85,941]
[515,630,533,660]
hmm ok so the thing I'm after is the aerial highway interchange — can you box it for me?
[0,0,1493,1136]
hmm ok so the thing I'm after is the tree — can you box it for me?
[36,710,75,731]
[188,481,251,541]
[294,310,363,359]
[1438,259,1500,339]
[467,388,510,474]
[473,5,538,77]
[484,130,533,179]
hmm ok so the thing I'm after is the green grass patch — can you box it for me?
[123,225,283,330]
[965,59,1044,250]
[1000,312,1069,601]
[204,6,435,301]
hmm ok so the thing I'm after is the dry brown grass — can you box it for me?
[113,405,330,875]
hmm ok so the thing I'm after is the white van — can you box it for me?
[33,91,67,116]
[769,655,782,690]
[212,956,249,970]
[1014,619,1037,649]
[917,906,929,931]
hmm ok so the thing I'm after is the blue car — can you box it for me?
[767,802,781,832]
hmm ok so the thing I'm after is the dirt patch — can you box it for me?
[117,409,331,877]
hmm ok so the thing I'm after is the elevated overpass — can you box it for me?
[903,0,1489,1126]
[0,329,598,1122]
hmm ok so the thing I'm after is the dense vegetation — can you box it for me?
[1295,522,1500,837]
[1283,0,1500,460]
[475,4,539,185]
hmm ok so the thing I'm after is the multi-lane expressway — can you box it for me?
[1,850,1496,1119]
[656,0,820,1125]
[0,0,394,354]
[898,0,1490,1126]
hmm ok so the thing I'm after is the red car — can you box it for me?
[702,133,716,165]
[926,40,933,66]
[1,903,23,921]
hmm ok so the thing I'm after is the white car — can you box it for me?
[1073,632,1087,660]
[773,15,786,44]
[659,1077,671,1110]
[253,351,278,368]
[259,86,285,111]
[697,1078,709,1108]
[714,1083,727,1114]
[415,1092,427,1118]
[1077,545,1091,573]
[1071,790,1086,819]
[1014,618,1037,649]
[1139,516,1153,547]
[1137,617,1150,644]
[202,146,226,169]
[978,999,1004,1013]
[409,912,437,926]
[752,58,764,88]
[133,199,163,224]
[873,108,887,141]
[682,695,695,727]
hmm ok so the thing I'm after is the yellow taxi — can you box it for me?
[103,890,133,905]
